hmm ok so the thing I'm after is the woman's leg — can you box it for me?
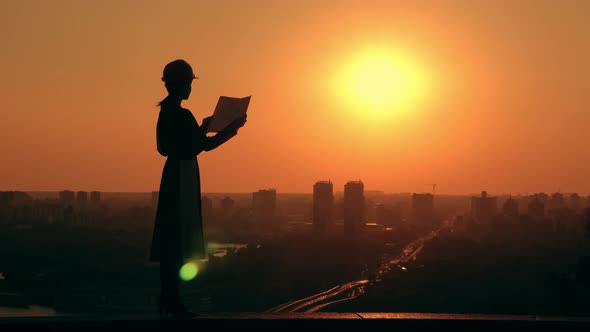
[160,252,196,316]
[160,256,181,302]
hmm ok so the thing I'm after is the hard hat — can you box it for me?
[161,59,198,83]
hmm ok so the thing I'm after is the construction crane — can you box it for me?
[426,184,436,195]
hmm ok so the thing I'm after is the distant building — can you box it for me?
[313,181,334,236]
[333,197,344,220]
[0,191,33,207]
[253,189,277,233]
[344,181,364,237]
[550,193,565,210]
[221,196,235,211]
[59,190,75,207]
[536,193,549,201]
[90,191,101,202]
[202,196,213,212]
[218,196,236,225]
[151,191,159,208]
[375,203,389,225]
[201,196,214,225]
[0,192,33,225]
[569,193,581,211]
[412,193,434,223]
[0,192,11,209]
[375,203,401,227]
[528,195,545,221]
[364,198,377,224]
[549,207,578,233]
[76,191,88,209]
[471,191,497,223]
[502,197,519,218]
[32,200,63,224]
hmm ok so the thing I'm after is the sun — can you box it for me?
[332,46,430,121]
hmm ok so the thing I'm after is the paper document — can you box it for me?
[207,96,251,133]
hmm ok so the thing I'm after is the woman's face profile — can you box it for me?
[181,82,192,100]
[172,81,192,100]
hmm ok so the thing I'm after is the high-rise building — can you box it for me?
[59,190,75,208]
[253,189,277,232]
[313,181,333,235]
[343,181,364,237]
[502,197,519,218]
[412,193,434,223]
[471,191,497,223]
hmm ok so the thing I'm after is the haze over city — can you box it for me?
[2,0,590,194]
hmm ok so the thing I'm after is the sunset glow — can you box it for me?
[1,0,589,194]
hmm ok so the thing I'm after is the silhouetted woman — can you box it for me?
[149,59,246,318]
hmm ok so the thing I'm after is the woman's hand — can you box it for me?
[201,116,214,133]
[226,114,247,133]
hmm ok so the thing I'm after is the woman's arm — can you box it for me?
[156,111,173,156]
[203,114,247,151]
[187,110,246,154]
[201,127,238,152]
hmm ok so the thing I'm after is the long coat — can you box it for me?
[149,102,236,263]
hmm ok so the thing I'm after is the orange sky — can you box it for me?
[1,0,589,195]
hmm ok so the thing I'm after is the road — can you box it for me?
[267,227,445,313]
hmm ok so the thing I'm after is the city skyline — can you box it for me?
[12,186,590,197]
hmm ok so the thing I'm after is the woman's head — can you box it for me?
[161,59,197,101]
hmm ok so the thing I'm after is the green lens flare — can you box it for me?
[179,262,198,281]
